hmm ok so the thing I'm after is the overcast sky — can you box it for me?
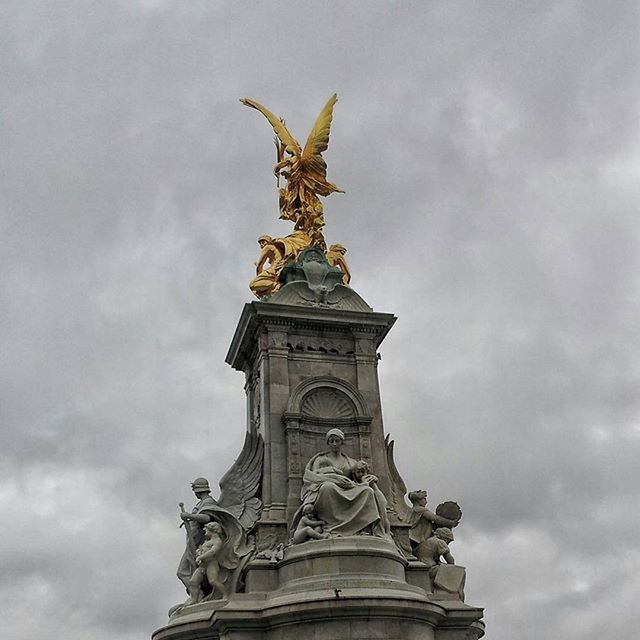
[2,2,639,639]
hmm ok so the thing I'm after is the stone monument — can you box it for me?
[152,95,485,640]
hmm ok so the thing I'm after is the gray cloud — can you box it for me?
[2,1,639,638]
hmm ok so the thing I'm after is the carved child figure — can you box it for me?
[417,527,456,573]
[351,459,378,486]
[315,456,344,476]
[186,522,226,604]
[292,503,330,544]
[418,527,466,601]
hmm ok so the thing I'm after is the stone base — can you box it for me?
[154,537,484,640]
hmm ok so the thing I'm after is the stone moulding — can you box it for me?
[154,596,484,640]
[225,301,397,373]
[267,280,373,312]
[154,536,485,640]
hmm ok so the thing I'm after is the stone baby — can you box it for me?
[351,459,378,486]
[418,527,456,573]
[186,522,226,604]
[315,456,345,476]
[292,503,330,544]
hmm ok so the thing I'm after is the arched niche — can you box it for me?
[283,376,373,518]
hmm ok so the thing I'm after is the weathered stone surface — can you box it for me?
[154,537,484,640]
[156,295,484,639]
[291,428,392,540]
[269,280,373,312]
[430,564,467,602]
[226,301,396,521]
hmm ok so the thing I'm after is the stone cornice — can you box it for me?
[226,301,396,372]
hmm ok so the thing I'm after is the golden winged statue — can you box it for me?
[241,94,351,298]
[240,94,344,251]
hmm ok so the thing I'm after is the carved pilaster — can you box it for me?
[284,419,302,521]
[244,370,261,436]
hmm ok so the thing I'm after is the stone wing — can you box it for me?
[218,431,264,531]
[385,434,411,521]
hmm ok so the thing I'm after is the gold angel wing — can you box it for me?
[240,98,301,155]
[301,94,344,193]
[302,93,338,163]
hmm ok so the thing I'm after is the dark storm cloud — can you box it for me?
[2,2,639,639]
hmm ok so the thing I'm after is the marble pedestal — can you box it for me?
[153,276,485,640]
[153,537,484,640]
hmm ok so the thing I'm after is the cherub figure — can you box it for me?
[186,522,226,604]
[421,527,466,601]
[314,456,344,476]
[351,459,377,486]
[417,527,456,573]
[292,503,330,544]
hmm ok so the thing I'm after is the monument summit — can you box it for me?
[152,95,485,640]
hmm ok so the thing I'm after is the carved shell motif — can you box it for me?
[300,388,354,420]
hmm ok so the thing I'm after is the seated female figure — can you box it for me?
[298,428,391,538]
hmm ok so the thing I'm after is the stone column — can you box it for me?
[259,325,289,520]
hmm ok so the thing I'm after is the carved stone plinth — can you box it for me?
[226,298,397,530]
[154,280,485,640]
[153,537,484,640]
